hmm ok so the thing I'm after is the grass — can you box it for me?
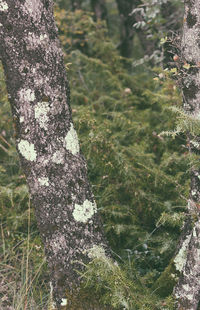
[0,197,50,310]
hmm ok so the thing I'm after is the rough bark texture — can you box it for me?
[173,1,200,309]
[0,0,109,308]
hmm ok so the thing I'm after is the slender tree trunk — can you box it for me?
[0,1,109,308]
[115,0,136,58]
[161,1,183,68]
[173,1,200,309]
[115,0,154,59]
[90,0,108,22]
[71,0,82,11]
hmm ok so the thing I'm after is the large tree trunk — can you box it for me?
[173,1,200,309]
[0,0,109,308]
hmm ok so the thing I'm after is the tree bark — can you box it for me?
[0,0,109,308]
[173,1,200,309]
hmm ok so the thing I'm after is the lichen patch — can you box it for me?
[23,0,42,22]
[20,116,24,123]
[174,233,191,272]
[40,33,48,41]
[87,245,106,259]
[52,150,64,164]
[72,199,97,223]
[26,32,49,50]
[61,298,67,306]
[18,88,35,102]
[38,177,49,186]
[34,102,50,130]
[64,123,80,155]
[18,140,37,161]
[0,0,8,11]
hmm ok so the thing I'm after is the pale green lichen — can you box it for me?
[87,245,106,259]
[26,32,48,50]
[0,0,8,11]
[64,123,80,155]
[20,116,24,123]
[23,0,42,22]
[18,139,37,161]
[72,199,97,223]
[174,233,191,272]
[52,150,64,164]
[39,33,48,41]
[34,102,50,130]
[19,88,35,102]
[38,177,49,186]
[190,140,200,148]
[61,298,67,306]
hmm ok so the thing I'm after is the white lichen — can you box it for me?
[34,102,50,130]
[0,0,8,11]
[39,33,48,41]
[18,88,35,102]
[20,116,24,123]
[72,199,97,223]
[52,151,64,164]
[61,298,67,306]
[174,233,191,272]
[64,123,80,155]
[26,32,48,50]
[23,0,42,22]
[182,284,190,292]
[38,177,49,186]
[87,245,106,259]
[18,140,37,161]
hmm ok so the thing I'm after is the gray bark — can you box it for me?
[0,0,109,308]
[173,0,200,309]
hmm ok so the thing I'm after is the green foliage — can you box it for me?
[80,245,162,310]
[54,7,188,307]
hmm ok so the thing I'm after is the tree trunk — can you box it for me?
[0,0,109,308]
[161,1,183,68]
[115,0,154,59]
[90,0,108,22]
[115,0,136,58]
[173,1,200,309]
[71,0,82,11]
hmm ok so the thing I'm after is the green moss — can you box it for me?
[152,261,179,297]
